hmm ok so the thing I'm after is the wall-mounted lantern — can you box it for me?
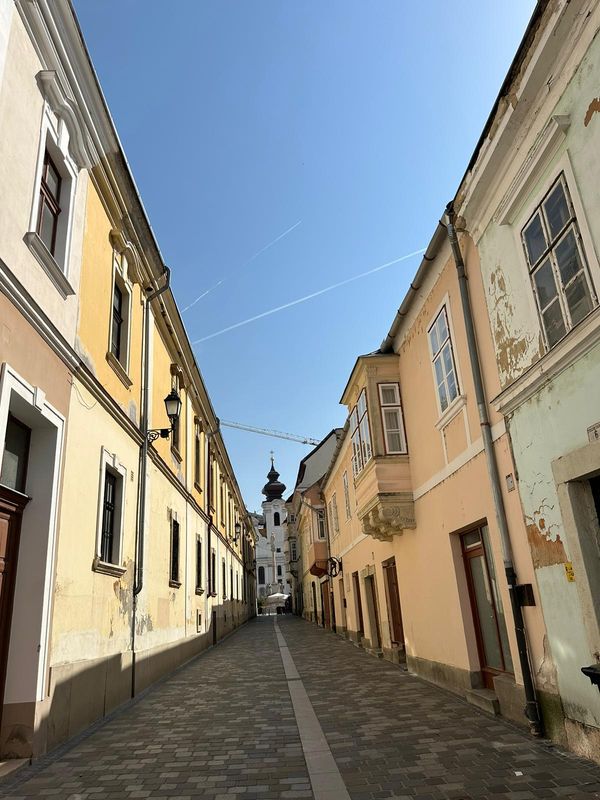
[147,389,182,443]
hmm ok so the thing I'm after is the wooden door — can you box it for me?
[321,582,330,628]
[0,486,29,732]
[352,571,364,636]
[461,526,513,689]
[365,575,382,649]
[383,558,404,646]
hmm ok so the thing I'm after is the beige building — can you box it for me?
[311,219,550,734]
[0,0,255,760]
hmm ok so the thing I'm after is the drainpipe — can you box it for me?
[131,267,170,698]
[445,205,542,736]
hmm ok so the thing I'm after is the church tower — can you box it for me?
[256,456,290,598]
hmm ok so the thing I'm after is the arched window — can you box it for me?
[273,512,280,526]
[258,566,265,584]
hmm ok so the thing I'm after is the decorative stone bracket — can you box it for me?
[359,492,416,542]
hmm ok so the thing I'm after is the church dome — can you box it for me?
[262,458,286,501]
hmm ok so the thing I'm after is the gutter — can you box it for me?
[379,221,447,353]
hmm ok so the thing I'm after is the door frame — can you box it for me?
[461,525,513,689]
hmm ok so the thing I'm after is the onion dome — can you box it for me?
[262,456,286,501]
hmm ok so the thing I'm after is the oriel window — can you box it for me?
[36,150,61,255]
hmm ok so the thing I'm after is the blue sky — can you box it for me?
[73,0,535,511]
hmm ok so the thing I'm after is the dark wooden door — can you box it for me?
[352,571,364,636]
[383,558,404,646]
[0,486,29,732]
[321,582,330,628]
[366,575,382,649]
[461,526,513,689]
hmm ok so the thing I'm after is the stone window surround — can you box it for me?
[105,251,133,388]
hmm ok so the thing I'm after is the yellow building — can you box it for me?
[0,0,255,759]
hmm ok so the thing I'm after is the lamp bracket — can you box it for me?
[147,428,171,443]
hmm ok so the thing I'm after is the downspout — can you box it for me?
[131,267,170,698]
[444,205,542,736]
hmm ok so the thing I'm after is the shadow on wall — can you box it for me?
[0,600,255,760]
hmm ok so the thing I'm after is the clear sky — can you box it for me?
[73,0,536,511]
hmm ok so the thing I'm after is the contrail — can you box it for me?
[181,220,302,313]
[192,247,425,344]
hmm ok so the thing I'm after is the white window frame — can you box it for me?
[25,91,79,297]
[350,389,372,477]
[520,171,598,351]
[316,508,327,540]
[378,383,407,454]
[94,446,127,576]
[427,302,461,417]
[342,470,351,519]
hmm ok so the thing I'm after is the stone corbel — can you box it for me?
[36,70,94,170]
[359,493,416,542]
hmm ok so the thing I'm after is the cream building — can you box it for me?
[457,0,600,759]
[256,459,290,599]
[0,0,255,760]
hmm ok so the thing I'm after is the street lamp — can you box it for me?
[147,389,182,443]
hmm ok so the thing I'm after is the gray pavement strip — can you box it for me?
[274,618,351,800]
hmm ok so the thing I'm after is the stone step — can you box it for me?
[465,688,500,715]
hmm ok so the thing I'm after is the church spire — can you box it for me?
[262,455,286,501]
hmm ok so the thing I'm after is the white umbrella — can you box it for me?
[265,592,288,603]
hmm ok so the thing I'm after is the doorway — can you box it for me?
[382,557,405,657]
[364,573,382,650]
[320,582,330,628]
[461,525,513,689]
[311,581,318,624]
[352,571,364,639]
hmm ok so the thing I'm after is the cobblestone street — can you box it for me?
[3,617,600,800]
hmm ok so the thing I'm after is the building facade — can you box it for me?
[458,0,600,759]
[0,0,255,760]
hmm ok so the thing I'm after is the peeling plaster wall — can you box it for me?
[507,344,600,728]
[474,20,600,742]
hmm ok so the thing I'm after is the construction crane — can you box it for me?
[220,420,320,446]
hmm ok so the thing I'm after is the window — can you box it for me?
[273,511,280,526]
[0,415,31,493]
[195,538,202,591]
[171,414,180,453]
[350,389,372,477]
[209,452,216,509]
[170,518,180,585]
[522,174,597,349]
[100,472,117,564]
[428,307,459,413]
[194,418,201,487]
[290,540,297,562]
[94,448,126,573]
[222,559,226,599]
[317,508,326,540]
[258,565,265,584]
[277,565,282,577]
[230,566,233,599]
[332,494,339,534]
[379,383,407,454]
[342,471,351,519]
[211,549,216,595]
[36,150,61,256]
[220,479,226,524]
[111,283,123,361]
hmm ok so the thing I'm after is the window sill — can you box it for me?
[24,232,76,299]
[106,351,133,389]
[169,579,182,589]
[209,591,218,598]
[171,446,183,464]
[435,394,467,431]
[194,481,203,494]
[92,557,127,578]
[195,586,205,596]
